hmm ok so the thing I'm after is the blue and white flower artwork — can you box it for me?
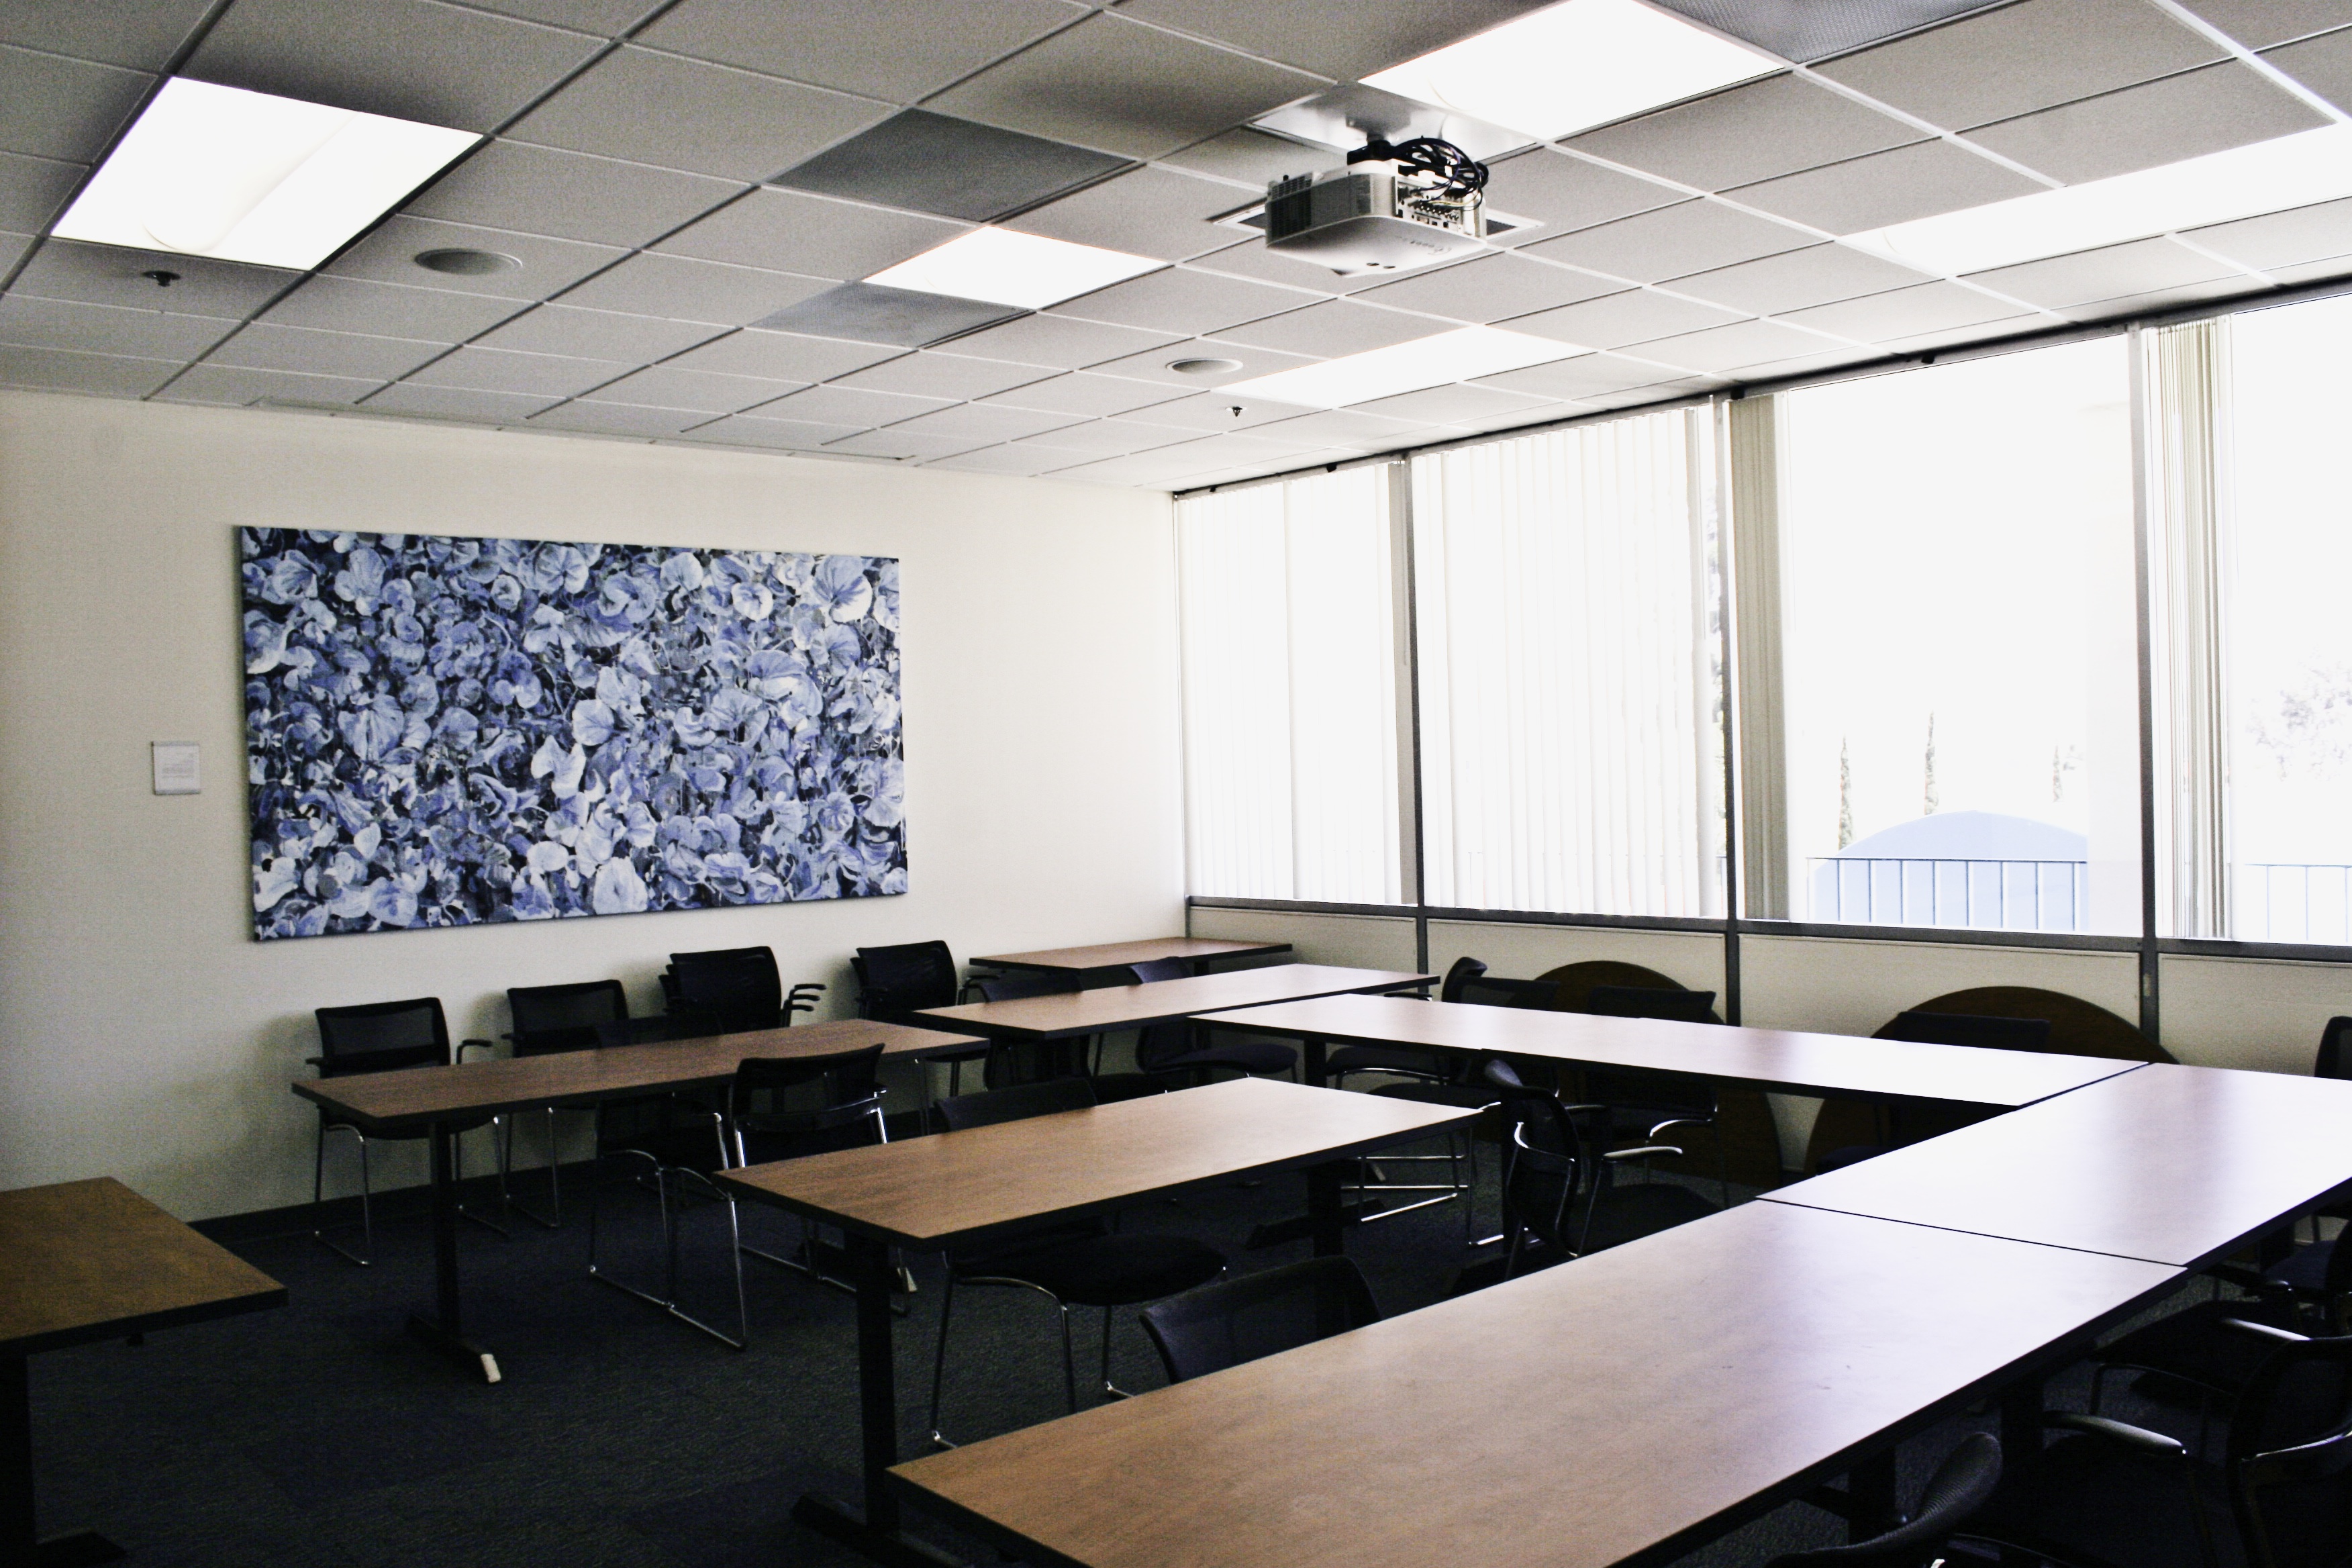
[241,528,905,940]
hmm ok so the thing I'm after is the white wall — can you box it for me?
[0,391,1182,1220]
[2161,954,2352,1074]
[1186,906,1417,971]
[1428,920,1726,995]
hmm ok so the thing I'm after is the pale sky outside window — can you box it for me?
[1777,340,2140,934]
[2224,295,2352,942]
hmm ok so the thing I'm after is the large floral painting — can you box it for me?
[241,528,904,940]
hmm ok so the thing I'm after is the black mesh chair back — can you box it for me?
[1881,1010,2053,1052]
[1485,1058,1591,1261]
[507,979,629,1056]
[1580,987,1718,1117]
[1139,1256,1380,1384]
[314,997,451,1076]
[1587,985,1720,1024]
[2316,1018,2352,1081]
[728,1045,887,1164]
[940,1075,1097,1130]
[973,972,1085,1086]
[1763,1433,2002,1567]
[854,941,960,1021]
[1122,960,1196,1069]
[668,947,783,1034]
[1438,955,1489,1003]
[1127,958,1190,984]
[1457,975,1558,1009]
[2227,1334,2352,1567]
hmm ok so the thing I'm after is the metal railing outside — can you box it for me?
[1809,856,2089,932]
[2241,863,2352,945]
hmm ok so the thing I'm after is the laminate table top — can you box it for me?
[291,1018,985,1135]
[970,938,1291,973]
[718,1075,1474,1251]
[1768,1062,2352,1267]
[893,1200,2180,1568]
[1201,993,2145,1107]
[914,964,1436,1041]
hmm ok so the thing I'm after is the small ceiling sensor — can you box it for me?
[1167,356,1243,377]
[140,268,180,287]
[415,248,521,277]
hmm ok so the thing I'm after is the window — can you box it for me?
[1412,409,1724,916]
[1760,340,2141,934]
[1175,467,1404,903]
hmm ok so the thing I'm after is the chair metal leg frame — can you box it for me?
[313,1118,511,1265]
[585,1142,749,1351]
[501,1106,587,1230]
[927,1271,1096,1451]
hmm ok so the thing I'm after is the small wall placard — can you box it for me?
[151,742,201,795]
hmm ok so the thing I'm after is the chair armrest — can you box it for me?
[1603,1144,1685,1162]
[2043,1412,2187,1457]
[456,1038,497,1061]
[2220,1317,2310,1346]
[303,1056,324,1068]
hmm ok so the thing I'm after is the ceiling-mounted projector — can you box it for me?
[1264,136,1489,277]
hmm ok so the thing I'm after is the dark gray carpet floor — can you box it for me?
[27,1142,2221,1567]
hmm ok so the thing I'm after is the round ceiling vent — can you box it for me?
[1167,356,1242,377]
[414,248,522,277]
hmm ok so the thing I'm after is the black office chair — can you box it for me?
[856,940,991,1104]
[1327,956,1488,1085]
[971,970,1085,1087]
[664,946,822,1035]
[1812,1010,2056,1169]
[926,1077,1226,1447]
[500,978,634,1229]
[1138,1256,1380,1384]
[1485,1057,1717,1276]
[726,1044,891,1304]
[1127,958,1297,1083]
[1969,1331,2352,1568]
[308,997,505,1267]
[1578,983,1731,1202]
[1761,1433,2002,1567]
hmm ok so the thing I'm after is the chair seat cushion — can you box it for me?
[1153,1041,1296,1077]
[2267,1237,2338,1297]
[1328,1044,1444,1077]
[962,1233,1226,1307]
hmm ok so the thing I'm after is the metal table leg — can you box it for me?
[403,1122,501,1384]
[2,1353,123,1567]
[1301,1034,1328,1088]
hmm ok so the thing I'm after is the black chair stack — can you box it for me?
[855,940,991,1103]
[663,946,822,1036]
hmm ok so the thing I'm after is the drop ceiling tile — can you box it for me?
[582,363,803,412]
[554,252,833,325]
[158,364,385,406]
[777,109,1127,224]
[757,383,952,426]
[207,323,448,379]
[689,411,863,448]
[1149,432,1340,471]
[1115,0,1549,79]
[2265,26,2352,111]
[1526,201,1816,284]
[1044,449,1211,485]
[1876,315,2043,354]
[2183,0,2352,48]
[406,142,742,249]
[0,293,238,358]
[2250,255,2352,285]
[664,328,903,381]
[1053,264,1316,334]
[1634,317,1881,373]
[0,342,177,395]
[1349,382,1552,424]
[1963,62,2323,184]
[1575,376,1729,410]
[530,400,712,436]
[1014,417,1193,455]
[12,240,298,317]
[0,150,82,234]
[359,383,560,420]
[1113,389,1314,430]
[473,303,726,362]
[1479,150,1685,244]
[326,217,625,303]
[2052,275,2262,323]
[1157,127,1334,190]
[1667,244,1935,316]
[754,283,1022,347]
[1814,0,2222,130]
[1724,140,2046,236]
[1777,279,2037,340]
[825,428,991,460]
[405,344,632,397]
[0,230,29,274]
[940,311,1185,369]
[1187,235,1382,293]
[1650,0,2005,64]
[2185,195,2352,271]
[184,0,598,134]
[986,371,1189,417]
[1565,75,1922,193]
[0,0,215,70]
[1963,236,2240,309]
[1215,299,1447,356]
[1006,165,1245,262]
[834,352,1055,399]
[1509,289,1745,350]
[1731,346,1885,383]
[1471,351,1659,399]
[458,0,656,32]
[1357,251,1621,323]
[926,13,1324,161]
[640,0,1085,101]
[885,403,1083,442]
[1250,407,1428,448]
[1081,336,1319,385]
[507,46,890,182]
[259,275,527,341]
[925,444,1073,477]
[0,44,148,163]
[656,188,966,282]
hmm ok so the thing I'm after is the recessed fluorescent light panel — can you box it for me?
[1223,326,1584,407]
[1844,125,2352,277]
[1362,0,1778,141]
[864,228,1162,311]
[52,77,478,270]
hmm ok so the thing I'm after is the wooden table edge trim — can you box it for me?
[714,1103,1479,1251]
[969,940,1294,971]
[1755,1195,2196,1269]
[912,971,1440,1040]
[3,1281,290,1360]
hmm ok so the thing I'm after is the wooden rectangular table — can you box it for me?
[969,938,1291,975]
[1,1178,285,1566]
[1767,1061,2352,1267]
[1202,993,2145,1106]
[891,1200,2181,1568]
[290,1018,985,1383]
[717,1077,1477,1568]
[915,965,1437,1042]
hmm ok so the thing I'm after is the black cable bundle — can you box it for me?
[1349,136,1489,198]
